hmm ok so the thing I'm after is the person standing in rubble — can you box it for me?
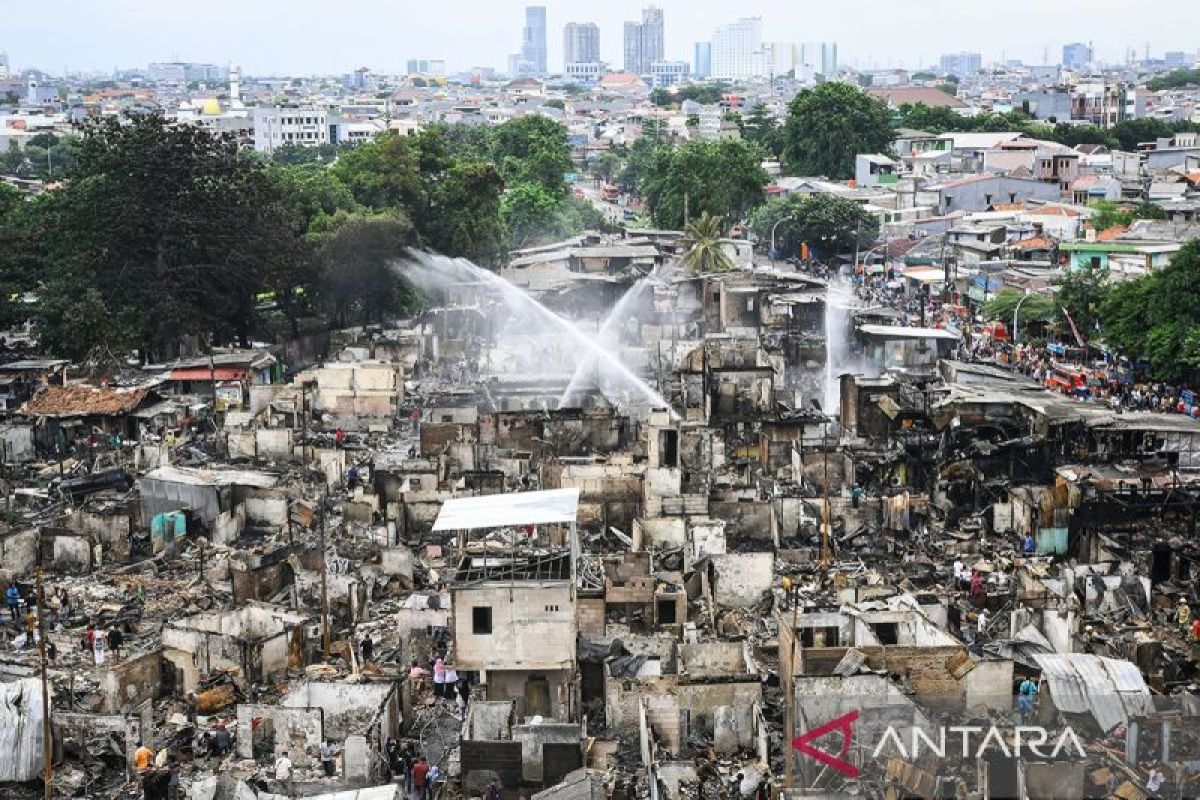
[320,740,337,777]
[56,592,70,628]
[134,742,155,774]
[335,428,346,448]
[22,608,36,649]
[432,657,447,699]
[107,626,124,660]
[5,584,19,622]
[1177,599,1192,629]
[410,755,430,800]
[275,750,294,793]
[359,634,374,665]
[969,569,985,607]
[486,777,502,800]
[92,626,107,666]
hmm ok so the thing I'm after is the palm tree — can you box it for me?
[681,212,734,275]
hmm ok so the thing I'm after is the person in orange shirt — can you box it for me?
[134,742,154,773]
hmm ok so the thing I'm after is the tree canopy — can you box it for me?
[641,138,768,229]
[781,83,893,179]
[747,193,879,258]
[681,213,734,274]
[1099,240,1200,381]
[34,113,302,360]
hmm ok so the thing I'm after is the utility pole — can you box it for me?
[35,565,52,800]
[821,417,831,568]
[319,496,331,658]
[784,577,799,788]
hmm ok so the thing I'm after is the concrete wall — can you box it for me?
[605,675,761,751]
[282,681,398,743]
[511,722,583,782]
[453,583,576,671]
[1,530,42,578]
[706,553,775,609]
[100,650,163,713]
[235,703,324,764]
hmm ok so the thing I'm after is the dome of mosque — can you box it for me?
[200,98,222,115]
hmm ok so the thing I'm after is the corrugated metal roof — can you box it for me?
[1033,654,1150,732]
[432,488,580,531]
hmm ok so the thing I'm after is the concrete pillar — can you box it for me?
[1125,720,1139,766]
[1162,718,1172,763]
[344,735,371,782]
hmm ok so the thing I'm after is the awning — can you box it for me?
[432,488,581,531]
[169,367,247,381]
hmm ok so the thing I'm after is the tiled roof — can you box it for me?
[1096,225,1129,241]
[867,87,967,109]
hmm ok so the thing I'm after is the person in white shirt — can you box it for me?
[275,751,293,782]
[977,609,989,638]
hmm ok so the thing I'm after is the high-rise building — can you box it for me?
[765,42,798,77]
[1164,51,1194,69]
[564,22,601,68]
[710,17,765,80]
[623,6,665,75]
[1062,42,1093,71]
[521,6,547,76]
[0,52,8,80]
[694,42,712,78]
[939,51,982,78]
[799,42,838,76]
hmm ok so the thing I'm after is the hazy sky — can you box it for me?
[6,0,1200,76]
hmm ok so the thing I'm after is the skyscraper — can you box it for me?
[799,42,838,76]
[521,6,547,76]
[623,6,665,75]
[694,42,712,78]
[939,51,982,77]
[710,17,764,80]
[564,22,601,68]
[1062,42,1094,71]
[0,52,8,80]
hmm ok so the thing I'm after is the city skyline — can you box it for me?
[4,0,1200,78]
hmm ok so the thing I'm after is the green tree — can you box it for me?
[742,103,783,158]
[1109,118,1174,151]
[616,133,666,194]
[681,213,734,274]
[1090,200,1134,231]
[332,131,424,210]
[748,193,879,258]
[314,211,416,325]
[1146,68,1200,91]
[35,112,303,359]
[1099,240,1200,381]
[782,83,893,179]
[1056,264,1109,336]
[422,159,508,266]
[983,289,1059,325]
[269,163,358,233]
[502,182,564,248]
[590,151,622,183]
[492,115,573,195]
[641,138,768,229]
[1052,123,1118,149]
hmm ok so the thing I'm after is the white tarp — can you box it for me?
[432,488,580,531]
[0,678,46,782]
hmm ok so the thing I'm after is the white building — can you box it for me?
[710,17,765,80]
[649,60,689,88]
[565,62,608,85]
[252,106,330,153]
